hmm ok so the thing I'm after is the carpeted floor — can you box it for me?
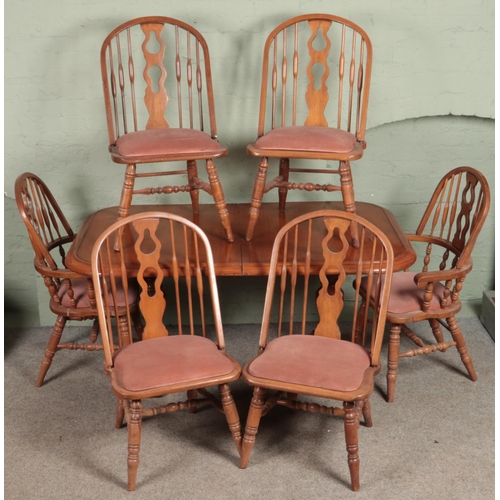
[4,318,495,499]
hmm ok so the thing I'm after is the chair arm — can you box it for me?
[413,262,472,289]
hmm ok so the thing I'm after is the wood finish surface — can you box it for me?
[359,167,491,402]
[91,212,242,490]
[238,210,395,491]
[101,17,233,242]
[14,172,141,387]
[245,14,373,241]
[66,202,416,277]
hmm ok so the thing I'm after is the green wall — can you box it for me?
[4,0,494,326]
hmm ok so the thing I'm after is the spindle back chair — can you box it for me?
[245,14,372,242]
[239,210,394,491]
[359,167,491,402]
[14,172,140,387]
[91,211,242,491]
[101,17,233,242]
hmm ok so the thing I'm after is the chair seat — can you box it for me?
[247,335,371,392]
[361,272,449,315]
[112,335,237,393]
[113,128,223,159]
[254,126,357,154]
[57,278,138,309]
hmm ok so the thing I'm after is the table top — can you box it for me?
[66,202,416,277]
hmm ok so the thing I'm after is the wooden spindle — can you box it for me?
[338,25,346,129]
[292,23,298,126]
[170,219,183,335]
[281,29,287,127]
[196,40,204,131]
[271,38,278,129]
[187,32,194,129]
[175,26,183,128]
[116,34,128,135]
[301,219,312,335]
[109,44,120,138]
[288,225,299,335]
[183,225,195,335]
[347,31,357,133]
[126,28,138,132]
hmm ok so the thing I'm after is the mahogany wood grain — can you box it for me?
[66,202,416,278]
[359,167,491,402]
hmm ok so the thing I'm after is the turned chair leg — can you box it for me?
[339,160,359,248]
[114,164,137,250]
[116,398,126,429]
[343,401,360,491]
[387,324,402,403]
[246,157,269,241]
[187,160,200,215]
[239,386,266,468]
[219,383,242,455]
[205,159,234,243]
[360,398,373,427]
[36,315,67,387]
[447,316,477,381]
[278,158,289,212]
[127,400,142,491]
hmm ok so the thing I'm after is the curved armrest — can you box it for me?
[413,261,472,289]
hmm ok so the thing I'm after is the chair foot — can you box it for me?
[239,387,266,468]
[36,315,66,387]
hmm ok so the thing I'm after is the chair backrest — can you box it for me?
[256,14,372,141]
[15,172,75,272]
[101,16,219,146]
[258,210,393,368]
[91,211,225,369]
[413,166,490,273]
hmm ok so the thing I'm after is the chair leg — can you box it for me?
[205,159,234,243]
[339,161,359,248]
[246,157,269,241]
[118,164,137,221]
[239,386,266,468]
[343,401,360,491]
[36,315,67,387]
[116,397,126,429]
[219,383,242,455]
[428,318,444,344]
[89,319,99,344]
[361,398,373,428]
[127,400,143,491]
[387,324,402,403]
[278,158,289,212]
[187,160,200,214]
[447,316,477,381]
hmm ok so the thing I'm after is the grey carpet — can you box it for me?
[4,318,494,499]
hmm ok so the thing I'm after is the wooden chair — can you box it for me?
[14,172,141,387]
[238,210,394,491]
[359,167,491,402]
[245,14,372,244]
[100,16,233,243]
[90,211,242,491]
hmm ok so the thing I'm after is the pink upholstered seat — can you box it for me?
[247,335,371,392]
[254,126,357,154]
[57,278,138,309]
[360,272,448,315]
[112,335,236,393]
[114,129,222,159]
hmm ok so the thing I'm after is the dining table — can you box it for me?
[65,201,416,277]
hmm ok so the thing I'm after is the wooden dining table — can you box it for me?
[65,201,416,277]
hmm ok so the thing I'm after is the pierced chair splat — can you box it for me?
[245,14,373,244]
[238,210,394,491]
[358,166,491,402]
[91,211,242,491]
[14,172,142,387]
[101,16,233,243]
